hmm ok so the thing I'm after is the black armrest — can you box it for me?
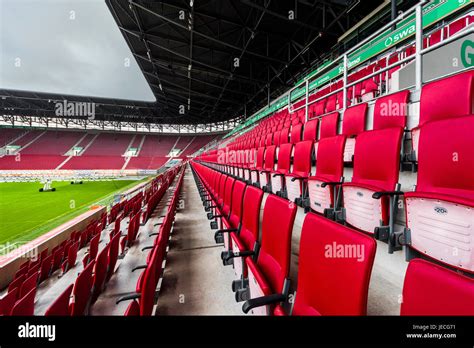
[321,181,344,188]
[272,173,284,178]
[290,176,304,182]
[372,191,405,199]
[149,232,160,237]
[242,293,286,314]
[224,250,254,262]
[116,292,141,304]
[131,264,147,272]
[141,246,153,251]
[215,228,238,235]
[211,215,224,219]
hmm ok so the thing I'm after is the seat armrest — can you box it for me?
[116,292,141,304]
[223,250,254,262]
[372,191,404,199]
[321,181,344,188]
[290,176,304,182]
[272,173,284,178]
[242,293,286,314]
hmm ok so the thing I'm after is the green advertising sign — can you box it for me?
[225,0,471,138]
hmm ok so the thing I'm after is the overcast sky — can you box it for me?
[0,0,156,102]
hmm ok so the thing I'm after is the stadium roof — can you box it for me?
[1,0,385,125]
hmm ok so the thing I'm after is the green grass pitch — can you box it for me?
[0,180,140,249]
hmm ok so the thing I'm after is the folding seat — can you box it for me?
[19,273,38,300]
[11,288,36,316]
[45,284,73,316]
[284,140,313,204]
[106,231,121,281]
[410,71,473,158]
[39,248,48,262]
[341,103,367,162]
[307,135,346,215]
[290,123,302,144]
[38,254,53,283]
[117,245,164,316]
[0,288,19,315]
[302,118,318,141]
[270,143,293,195]
[258,145,276,191]
[215,180,246,249]
[70,260,95,316]
[208,176,234,230]
[313,99,326,117]
[279,127,290,145]
[61,241,79,273]
[51,246,64,273]
[428,28,442,46]
[219,186,263,294]
[248,147,265,185]
[265,133,273,147]
[273,130,281,147]
[402,116,474,272]
[91,243,110,302]
[341,127,403,248]
[241,195,297,314]
[275,213,376,316]
[448,16,469,36]
[82,233,99,267]
[8,274,25,297]
[373,90,409,130]
[326,95,337,112]
[401,259,474,315]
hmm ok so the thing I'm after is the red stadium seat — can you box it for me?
[401,259,474,315]
[342,127,403,248]
[19,272,38,298]
[11,288,36,316]
[221,186,263,296]
[82,233,100,267]
[302,118,318,141]
[341,103,367,162]
[242,194,297,314]
[270,143,293,195]
[62,241,79,273]
[70,260,95,316]
[92,243,111,303]
[403,116,474,272]
[307,135,346,215]
[277,213,376,315]
[45,284,73,316]
[284,140,313,204]
[0,288,19,315]
[39,254,53,283]
[258,145,276,191]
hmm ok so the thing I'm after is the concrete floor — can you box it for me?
[30,165,407,315]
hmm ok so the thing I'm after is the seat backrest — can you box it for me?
[277,143,293,172]
[0,288,18,315]
[70,260,95,316]
[279,128,290,144]
[11,288,36,316]
[303,119,318,141]
[257,195,297,293]
[419,71,473,127]
[67,241,79,269]
[352,127,403,191]
[293,213,376,315]
[319,112,339,139]
[266,133,273,146]
[239,186,264,250]
[315,135,346,181]
[52,247,64,272]
[107,231,121,280]
[416,115,474,201]
[8,274,25,295]
[401,259,474,315]
[88,234,100,263]
[223,176,235,216]
[373,90,410,130]
[314,99,326,116]
[273,130,281,146]
[256,147,265,168]
[45,284,73,316]
[292,140,313,177]
[263,145,276,171]
[20,272,38,298]
[342,103,367,136]
[290,124,303,144]
[92,243,110,302]
[229,181,246,229]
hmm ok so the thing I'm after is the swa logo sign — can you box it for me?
[461,40,474,68]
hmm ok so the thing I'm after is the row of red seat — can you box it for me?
[0,214,106,316]
[198,70,474,274]
[191,160,474,315]
[119,165,185,316]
